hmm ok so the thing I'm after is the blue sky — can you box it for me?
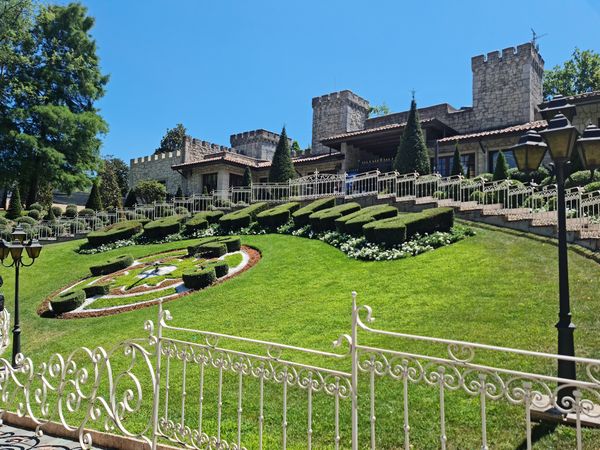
[60,0,600,161]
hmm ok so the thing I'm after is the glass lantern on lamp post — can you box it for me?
[0,225,43,368]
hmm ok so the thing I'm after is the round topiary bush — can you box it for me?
[50,290,85,314]
[0,217,9,226]
[29,202,43,212]
[182,267,216,289]
[584,181,600,193]
[89,254,134,276]
[187,241,227,258]
[208,260,229,278]
[51,206,63,217]
[15,216,37,226]
[65,205,78,218]
[87,221,143,246]
[79,208,95,217]
[27,209,41,220]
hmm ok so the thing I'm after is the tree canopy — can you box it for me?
[268,127,296,182]
[393,99,431,175]
[0,1,108,207]
[156,123,186,154]
[543,48,600,98]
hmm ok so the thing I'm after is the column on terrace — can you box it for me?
[341,142,360,173]
[217,169,230,191]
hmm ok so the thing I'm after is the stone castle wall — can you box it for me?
[184,136,230,163]
[311,90,370,154]
[230,129,291,161]
[129,151,184,194]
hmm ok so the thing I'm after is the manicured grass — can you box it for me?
[223,252,243,268]
[1,230,600,448]
[89,287,179,309]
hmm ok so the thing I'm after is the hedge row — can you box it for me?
[363,207,454,246]
[309,202,361,233]
[87,221,143,246]
[292,197,336,226]
[207,260,229,278]
[187,236,241,257]
[82,283,112,297]
[182,267,216,289]
[183,211,224,235]
[89,254,134,276]
[256,202,301,229]
[143,215,186,239]
[51,290,85,314]
[335,204,398,236]
[220,202,268,230]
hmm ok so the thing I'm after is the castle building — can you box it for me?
[129,42,600,194]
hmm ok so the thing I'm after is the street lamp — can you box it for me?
[577,125,600,171]
[0,225,43,368]
[511,109,579,409]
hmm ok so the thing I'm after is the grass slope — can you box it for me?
[1,231,600,448]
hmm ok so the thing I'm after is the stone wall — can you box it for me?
[129,151,184,194]
[230,129,291,161]
[311,90,370,155]
[184,136,230,163]
[573,102,600,131]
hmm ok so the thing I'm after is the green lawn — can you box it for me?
[1,229,600,448]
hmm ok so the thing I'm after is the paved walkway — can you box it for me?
[0,425,89,450]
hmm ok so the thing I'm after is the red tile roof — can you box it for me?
[437,120,547,143]
[321,118,437,143]
[171,151,343,170]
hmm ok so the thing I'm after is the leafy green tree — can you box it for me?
[242,167,252,187]
[393,99,431,175]
[291,140,302,157]
[6,185,23,220]
[85,179,103,211]
[493,151,509,181]
[450,144,465,176]
[368,102,390,117]
[543,48,600,98]
[124,189,137,207]
[99,161,122,209]
[156,124,186,154]
[103,156,129,197]
[269,127,296,182]
[135,180,166,204]
[1,2,108,207]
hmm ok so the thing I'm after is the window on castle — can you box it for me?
[229,173,244,187]
[203,173,217,193]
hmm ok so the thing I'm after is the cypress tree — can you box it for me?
[242,167,252,187]
[99,162,122,209]
[450,144,465,176]
[45,206,56,222]
[175,186,183,198]
[393,99,431,175]
[6,185,23,220]
[124,189,137,207]
[493,151,509,181]
[269,127,296,182]
[86,179,103,211]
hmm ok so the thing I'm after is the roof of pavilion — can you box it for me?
[539,90,600,106]
[437,120,547,144]
[171,151,344,171]
[320,118,457,151]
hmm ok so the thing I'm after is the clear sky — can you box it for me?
[56,0,600,162]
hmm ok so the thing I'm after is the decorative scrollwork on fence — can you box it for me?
[0,309,10,355]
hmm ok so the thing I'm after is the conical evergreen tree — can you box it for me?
[124,189,137,207]
[6,185,23,220]
[269,127,296,182]
[450,144,465,176]
[45,206,56,222]
[493,151,510,181]
[86,179,103,211]
[242,167,253,187]
[175,186,183,198]
[393,99,431,175]
[99,163,122,209]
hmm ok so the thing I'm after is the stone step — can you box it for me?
[414,196,437,205]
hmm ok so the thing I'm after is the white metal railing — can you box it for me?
[1,294,599,449]
[345,170,379,198]
[0,309,9,354]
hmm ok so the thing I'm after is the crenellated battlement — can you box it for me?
[312,90,370,110]
[471,42,544,68]
[230,129,289,147]
[131,150,182,165]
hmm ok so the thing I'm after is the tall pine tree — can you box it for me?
[493,151,510,181]
[450,144,465,176]
[393,99,431,175]
[269,127,296,182]
[86,179,103,211]
[124,190,137,207]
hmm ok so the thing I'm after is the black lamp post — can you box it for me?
[0,225,43,368]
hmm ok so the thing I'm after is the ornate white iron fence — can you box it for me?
[1,294,599,449]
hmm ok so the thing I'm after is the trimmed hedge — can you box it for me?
[363,207,454,246]
[256,202,301,229]
[187,242,227,258]
[83,283,111,297]
[292,197,336,226]
[182,267,216,289]
[198,210,225,224]
[183,214,208,235]
[143,215,185,239]
[216,236,241,252]
[89,254,134,276]
[309,202,361,233]
[220,202,268,230]
[51,290,85,314]
[87,221,143,246]
[208,260,229,278]
[335,205,398,236]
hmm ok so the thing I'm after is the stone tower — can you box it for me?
[311,90,370,155]
[230,129,292,161]
[470,42,544,131]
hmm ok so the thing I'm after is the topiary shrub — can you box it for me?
[50,290,85,314]
[216,236,241,252]
[82,283,111,297]
[182,267,216,289]
[143,215,185,239]
[256,202,301,229]
[183,213,211,235]
[363,207,454,246]
[292,197,336,226]
[335,205,398,236]
[208,260,229,278]
[187,242,227,258]
[65,204,78,218]
[27,209,40,220]
[0,217,9,226]
[219,202,268,230]
[309,202,361,233]
[79,208,95,217]
[15,216,36,226]
[175,206,189,215]
[566,170,600,188]
[508,167,549,185]
[89,254,134,276]
[51,206,63,217]
[87,221,143,246]
[584,181,600,193]
[29,202,43,212]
